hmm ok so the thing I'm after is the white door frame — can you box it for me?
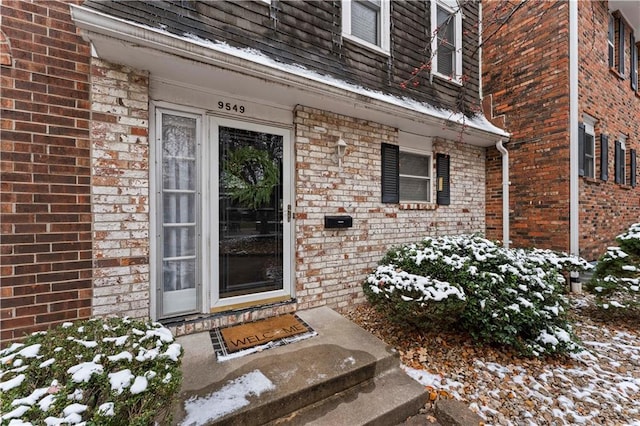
[150,100,294,319]
[208,116,293,310]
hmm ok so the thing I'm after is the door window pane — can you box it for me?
[160,113,198,314]
[219,127,284,298]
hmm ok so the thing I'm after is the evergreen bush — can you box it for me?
[0,318,183,425]
[586,223,640,311]
[364,235,591,356]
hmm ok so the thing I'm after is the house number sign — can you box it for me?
[217,101,245,114]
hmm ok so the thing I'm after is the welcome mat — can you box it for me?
[210,314,316,361]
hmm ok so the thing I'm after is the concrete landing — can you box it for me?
[172,307,428,425]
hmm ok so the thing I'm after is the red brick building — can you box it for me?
[484,0,639,261]
[1,0,508,344]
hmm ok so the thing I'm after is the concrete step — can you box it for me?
[269,366,428,426]
[172,307,427,426]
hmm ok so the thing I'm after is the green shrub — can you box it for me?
[363,235,591,356]
[586,223,640,311]
[364,264,467,330]
[0,318,183,425]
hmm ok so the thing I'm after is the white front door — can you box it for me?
[154,108,292,318]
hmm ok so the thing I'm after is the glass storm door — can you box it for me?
[157,111,201,317]
[216,125,286,301]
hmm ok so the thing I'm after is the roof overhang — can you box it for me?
[70,4,509,147]
[609,0,640,34]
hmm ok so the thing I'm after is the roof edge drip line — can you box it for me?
[69,4,509,143]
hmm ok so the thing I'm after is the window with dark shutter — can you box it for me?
[618,18,625,75]
[631,32,638,91]
[436,153,450,205]
[631,149,637,188]
[578,123,585,177]
[600,134,609,181]
[615,140,623,184]
[381,143,399,203]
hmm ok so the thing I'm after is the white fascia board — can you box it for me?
[70,4,509,145]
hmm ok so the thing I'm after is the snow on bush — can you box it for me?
[0,318,183,426]
[364,235,591,356]
[586,223,640,311]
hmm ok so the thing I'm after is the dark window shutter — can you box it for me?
[619,19,625,75]
[631,149,637,188]
[600,134,609,181]
[381,143,399,203]
[631,32,638,90]
[436,153,450,206]
[578,122,585,177]
[615,140,622,184]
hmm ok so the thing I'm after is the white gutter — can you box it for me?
[495,140,509,248]
[69,4,508,144]
[478,1,483,100]
[569,0,579,256]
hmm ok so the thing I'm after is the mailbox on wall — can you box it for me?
[324,215,353,229]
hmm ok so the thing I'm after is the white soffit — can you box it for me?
[69,4,508,146]
[609,0,640,35]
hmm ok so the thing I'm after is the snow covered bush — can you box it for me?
[586,223,640,311]
[0,318,183,425]
[364,235,592,356]
[364,264,467,330]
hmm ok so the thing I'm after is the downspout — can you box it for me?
[569,0,579,257]
[478,1,483,99]
[496,140,510,248]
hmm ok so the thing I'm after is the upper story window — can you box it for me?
[431,0,463,82]
[631,33,638,91]
[342,0,391,54]
[608,14,616,68]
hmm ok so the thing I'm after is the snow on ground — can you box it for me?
[403,318,640,425]
[180,369,275,426]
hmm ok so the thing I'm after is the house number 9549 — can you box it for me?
[218,101,245,114]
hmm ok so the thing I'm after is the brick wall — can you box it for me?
[90,58,151,318]
[293,106,486,311]
[0,0,92,343]
[483,1,572,252]
[577,1,640,260]
[484,1,639,260]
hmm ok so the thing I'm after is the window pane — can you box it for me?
[400,177,431,202]
[437,5,456,75]
[400,152,430,177]
[352,1,379,45]
[163,193,196,223]
[161,113,198,296]
[162,115,196,158]
[163,259,196,292]
[438,45,455,75]
[585,134,594,156]
[163,226,196,258]
[437,7,454,44]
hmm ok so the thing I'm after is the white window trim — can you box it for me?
[431,0,463,84]
[583,115,596,179]
[341,0,391,55]
[399,146,433,203]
